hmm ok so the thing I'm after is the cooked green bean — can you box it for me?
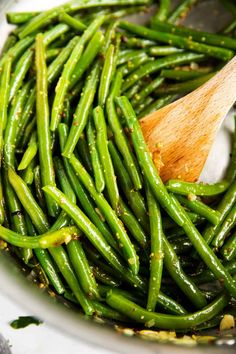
[122,52,205,91]
[148,46,184,56]
[51,17,105,132]
[108,140,148,230]
[0,224,77,249]
[202,180,236,245]
[59,12,87,32]
[154,73,215,95]
[0,56,12,165]
[43,185,144,290]
[69,31,105,90]
[222,231,236,261]
[69,155,139,275]
[106,291,228,330]
[6,12,39,25]
[212,203,236,248]
[86,118,105,193]
[152,0,171,23]
[98,44,115,108]
[18,132,37,171]
[62,62,100,157]
[152,20,236,50]
[93,106,119,211]
[58,123,118,252]
[77,133,93,173]
[119,21,234,61]
[35,34,59,217]
[166,180,230,196]
[0,37,34,70]
[19,0,151,38]
[176,195,221,225]
[160,68,213,81]
[106,71,143,190]
[193,260,236,284]
[167,0,198,24]
[146,184,164,312]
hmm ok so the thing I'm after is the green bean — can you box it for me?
[118,198,147,249]
[106,291,228,330]
[19,0,151,38]
[105,5,148,22]
[163,234,206,309]
[152,20,236,50]
[6,12,39,25]
[50,211,71,231]
[51,17,105,131]
[222,19,236,35]
[169,194,236,298]
[176,195,221,225]
[0,175,5,225]
[119,21,234,61]
[166,180,230,197]
[76,133,93,173]
[160,68,213,81]
[59,12,87,32]
[138,95,176,118]
[118,49,146,65]
[21,158,36,185]
[33,166,46,210]
[116,96,185,225]
[93,300,128,321]
[92,265,122,287]
[212,204,236,248]
[43,185,143,289]
[0,37,34,70]
[155,292,187,316]
[116,97,236,298]
[0,224,77,249]
[49,245,95,315]
[1,35,17,55]
[226,115,236,183]
[35,34,59,218]
[15,88,35,147]
[120,54,153,77]
[9,166,93,312]
[202,180,236,245]
[4,81,31,168]
[54,156,76,205]
[9,48,34,101]
[193,260,236,284]
[46,48,62,63]
[67,238,100,299]
[86,118,105,193]
[62,62,100,157]
[146,184,164,312]
[69,155,139,275]
[93,106,120,211]
[47,36,78,85]
[122,52,205,91]
[106,71,143,190]
[155,73,215,95]
[18,132,37,171]
[122,35,155,49]
[148,46,184,56]
[168,0,198,24]
[132,77,164,107]
[108,141,148,230]
[98,44,115,107]
[58,123,118,252]
[43,24,70,47]
[34,248,65,294]
[136,96,154,116]
[8,168,50,233]
[222,231,236,261]
[69,31,105,90]
[152,0,171,23]
[0,56,12,165]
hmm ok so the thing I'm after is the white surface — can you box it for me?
[0,292,114,354]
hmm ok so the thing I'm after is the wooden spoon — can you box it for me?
[140,56,236,182]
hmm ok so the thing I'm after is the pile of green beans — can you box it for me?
[0,0,236,333]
